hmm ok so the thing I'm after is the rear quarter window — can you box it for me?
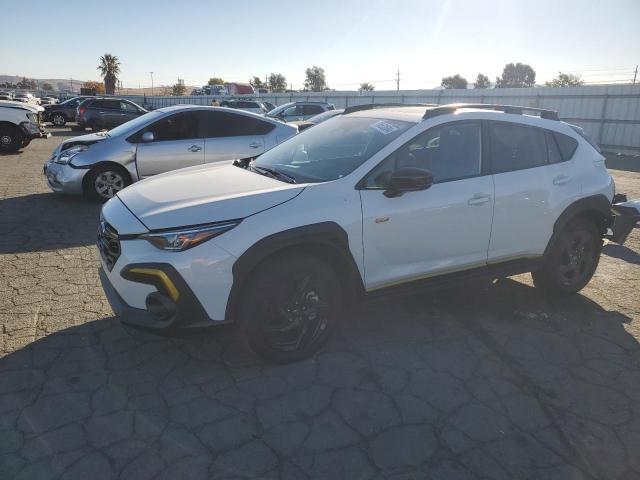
[552,132,579,160]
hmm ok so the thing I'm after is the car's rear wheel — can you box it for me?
[238,253,343,363]
[0,125,24,153]
[532,218,602,296]
[85,164,131,202]
[52,113,66,126]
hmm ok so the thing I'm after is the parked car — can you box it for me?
[266,101,335,122]
[76,97,148,130]
[294,108,344,131]
[95,103,640,363]
[220,100,268,114]
[44,105,297,200]
[0,100,49,152]
[43,96,93,126]
[40,96,58,105]
[0,91,13,101]
[13,93,37,104]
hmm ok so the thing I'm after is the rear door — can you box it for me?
[300,104,324,121]
[99,100,122,127]
[119,101,142,124]
[200,110,275,163]
[135,111,204,177]
[487,121,580,262]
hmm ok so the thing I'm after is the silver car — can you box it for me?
[43,105,298,200]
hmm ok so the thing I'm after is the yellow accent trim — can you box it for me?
[128,268,180,301]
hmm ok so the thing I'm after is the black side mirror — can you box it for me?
[384,167,434,198]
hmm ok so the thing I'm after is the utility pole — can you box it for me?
[395,69,401,91]
[634,65,638,85]
[150,72,154,96]
[69,77,72,92]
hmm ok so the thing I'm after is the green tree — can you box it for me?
[208,77,225,85]
[545,72,584,87]
[17,77,37,89]
[495,62,536,88]
[172,83,186,96]
[268,73,287,92]
[441,74,468,89]
[82,81,106,94]
[304,66,327,92]
[474,73,491,89]
[250,76,265,89]
[42,82,53,91]
[359,82,375,91]
[97,54,121,94]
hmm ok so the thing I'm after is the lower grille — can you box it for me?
[97,218,121,271]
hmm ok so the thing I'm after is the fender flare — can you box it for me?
[543,194,611,256]
[225,222,364,321]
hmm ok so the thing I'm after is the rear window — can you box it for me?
[553,132,579,160]
[200,111,275,137]
[489,122,547,173]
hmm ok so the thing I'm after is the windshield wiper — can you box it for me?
[250,163,297,184]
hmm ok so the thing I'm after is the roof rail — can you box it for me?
[343,103,437,115]
[422,103,560,121]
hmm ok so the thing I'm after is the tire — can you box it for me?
[532,217,602,296]
[84,164,131,202]
[238,253,343,363]
[0,125,24,153]
[21,137,32,148]
[52,113,66,127]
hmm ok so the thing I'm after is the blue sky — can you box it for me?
[2,0,639,89]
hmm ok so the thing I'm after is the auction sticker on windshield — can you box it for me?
[370,120,400,135]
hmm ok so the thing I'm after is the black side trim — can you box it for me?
[366,258,542,301]
[225,222,364,321]
[543,194,611,256]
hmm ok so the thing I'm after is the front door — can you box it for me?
[135,111,204,177]
[359,121,494,290]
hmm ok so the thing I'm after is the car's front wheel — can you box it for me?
[85,164,131,202]
[532,217,602,296]
[52,113,66,127]
[238,253,343,363]
[0,125,24,153]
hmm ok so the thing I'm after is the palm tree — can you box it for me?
[97,54,121,94]
[360,82,375,92]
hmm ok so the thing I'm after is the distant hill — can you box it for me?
[0,75,87,92]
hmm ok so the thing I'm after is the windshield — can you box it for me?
[266,102,294,116]
[108,110,162,137]
[254,116,413,183]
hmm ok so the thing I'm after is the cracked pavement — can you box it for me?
[1,128,639,479]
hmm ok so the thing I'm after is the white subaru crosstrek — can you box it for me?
[98,103,640,363]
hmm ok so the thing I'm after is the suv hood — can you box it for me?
[117,163,305,230]
[0,100,44,113]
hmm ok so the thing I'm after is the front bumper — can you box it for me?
[100,264,221,331]
[20,121,50,139]
[607,196,640,244]
[43,160,88,195]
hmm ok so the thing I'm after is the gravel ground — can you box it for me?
[0,127,639,479]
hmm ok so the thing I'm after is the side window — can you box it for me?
[146,112,200,142]
[102,100,121,110]
[364,122,482,188]
[282,105,298,116]
[489,122,547,173]
[120,102,139,113]
[552,132,579,160]
[302,105,324,115]
[200,111,275,137]
[545,131,563,164]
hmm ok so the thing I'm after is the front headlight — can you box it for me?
[137,220,241,251]
[54,145,88,165]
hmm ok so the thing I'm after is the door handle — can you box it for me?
[188,145,202,152]
[467,194,491,206]
[249,142,261,148]
[553,174,571,185]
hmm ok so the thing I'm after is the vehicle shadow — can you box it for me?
[0,192,101,253]
[602,242,640,266]
[1,278,638,478]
